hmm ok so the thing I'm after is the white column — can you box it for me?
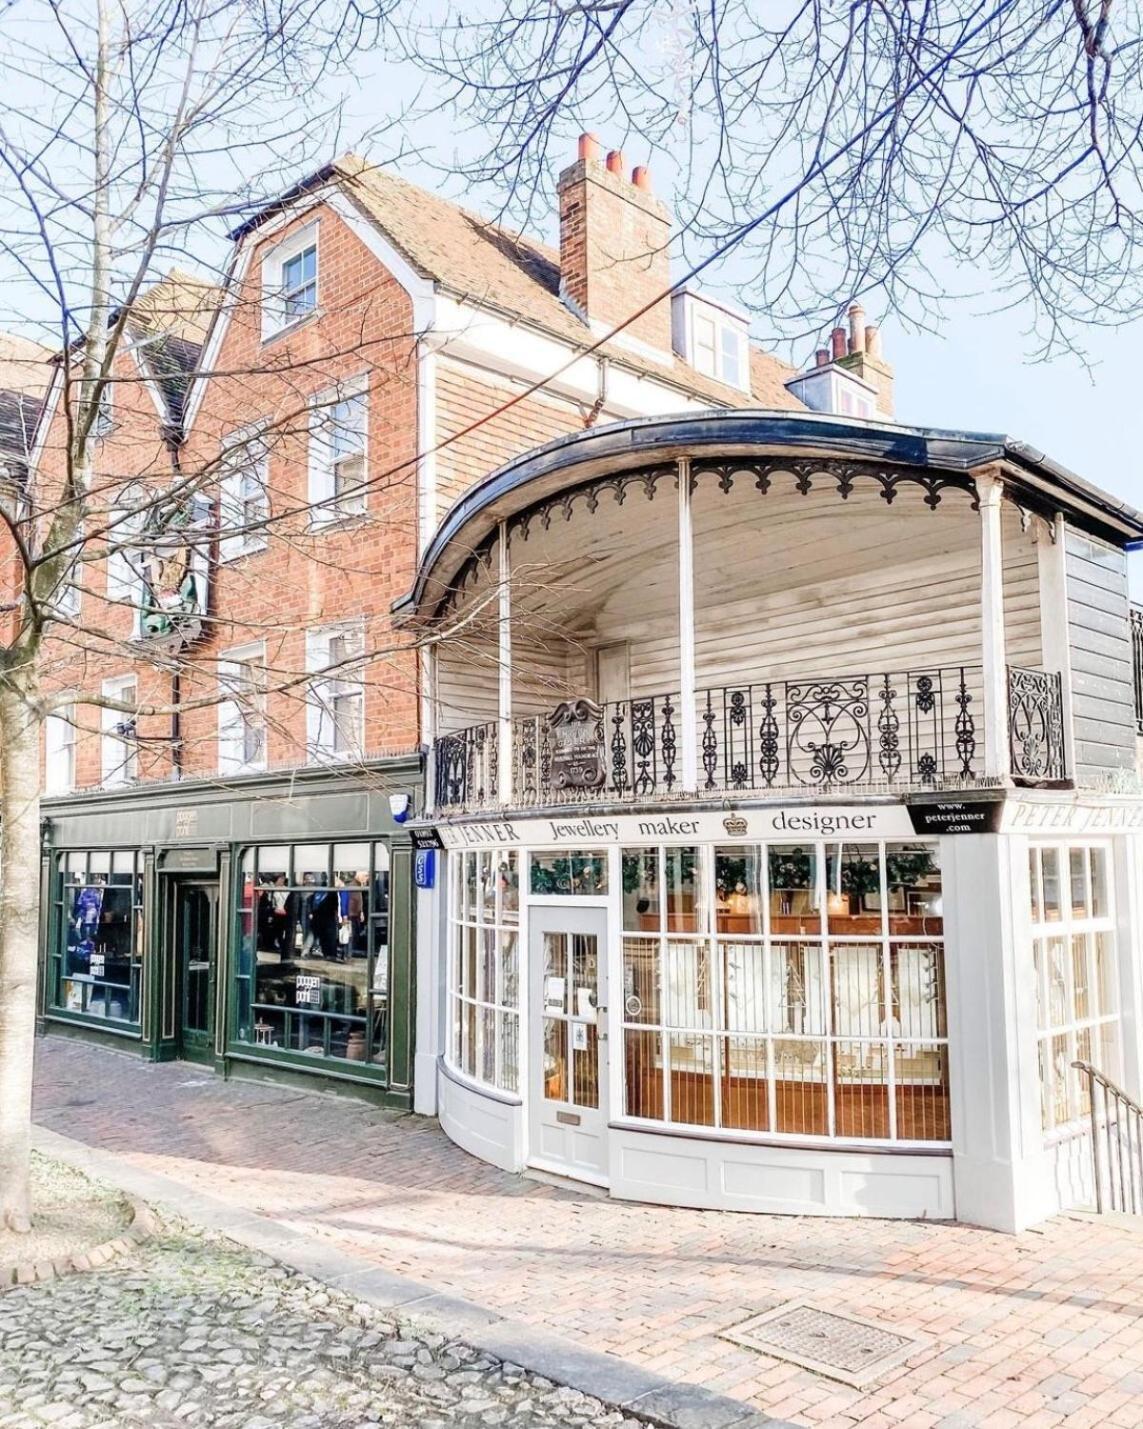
[497,520,513,806]
[678,458,697,790]
[1037,512,1076,779]
[421,642,438,814]
[976,471,1011,782]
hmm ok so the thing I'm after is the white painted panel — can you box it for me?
[437,1063,524,1173]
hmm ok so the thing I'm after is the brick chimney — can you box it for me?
[557,133,673,356]
[835,302,895,416]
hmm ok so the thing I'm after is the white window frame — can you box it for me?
[100,674,139,788]
[45,702,78,795]
[308,377,368,527]
[305,622,365,763]
[689,303,749,392]
[261,221,319,339]
[106,505,146,622]
[218,641,268,776]
[218,422,270,562]
[446,850,521,1092]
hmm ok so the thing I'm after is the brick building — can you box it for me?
[31,139,812,1103]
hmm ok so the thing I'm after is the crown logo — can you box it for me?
[722,814,748,836]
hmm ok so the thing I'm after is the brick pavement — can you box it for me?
[32,1039,1143,1429]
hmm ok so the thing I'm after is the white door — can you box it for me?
[529,906,610,1185]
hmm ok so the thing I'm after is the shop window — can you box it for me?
[529,850,608,896]
[305,624,364,762]
[234,840,390,1071]
[100,675,138,787]
[620,841,948,1145]
[50,849,143,1028]
[1029,843,1119,1136]
[447,850,520,1092]
[218,643,267,774]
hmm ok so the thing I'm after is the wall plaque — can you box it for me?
[907,799,1004,836]
[548,698,606,791]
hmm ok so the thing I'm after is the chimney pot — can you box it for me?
[578,133,601,163]
[815,348,830,367]
[865,324,882,358]
[606,149,624,176]
[831,326,847,361]
[632,164,651,191]
[848,302,866,355]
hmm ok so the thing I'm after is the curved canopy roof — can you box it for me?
[395,408,1143,622]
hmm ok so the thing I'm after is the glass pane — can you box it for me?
[1071,934,1090,1021]
[498,853,519,923]
[834,1040,888,1139]
[542,933,567,1013]
[1032,939,1045,1029]
[531,852,572,895]
[826,843,881,934]
[1069,848,1088,918]
[1093,930,1116,1018]
[666,1035,715,1126]
[333,842,369,871]
[831,943,883,1038]
[1041,848,1062,921]
[773,1037,828,1135]
[294,844,330,881]
[464,925,477,1000]
[722,1036,768,1132]
[257,846,289,884]
[480,927,496,1005]
[715,846,763,934]
[542,1017,567,1101]
[88,851,111,875]
[1051,1034,1069,1126]
[498,1011,519,1093]
[480,1004,496,1082]
[769,845,820,933]
[895,1043,950,1141]
[892,943,946,1039]
[479,852,496,922]
[623,850,660,931]
[624,1029,663,1119]
[1029,847,1042,922]
[112,850,135,874]
[572,1019,599,1109]
[1047,937,1068,1026]
[886,843,942,935]
[772,942,826,1035]
[570,852,608,894]
[570,933,599,1021]
[500,932,519,1008]
[662,940,711,1029]
[665,847,703,932]
[465,852,477,917]
[464,999,476,1076]
[722,941,765,1034]
[622,937,659,1025]
[1090,847,1110,919]
[65,851,87,874]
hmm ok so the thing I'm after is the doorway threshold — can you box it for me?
[523,1165,609,1198]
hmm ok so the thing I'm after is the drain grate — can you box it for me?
[720,1301,925,1387]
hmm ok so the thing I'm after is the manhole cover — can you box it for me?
[720,1301,925,1387]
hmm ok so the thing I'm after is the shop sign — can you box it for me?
[1004,798,1143,834]
[548,699,606,791]
[414,848,436,889]
[295,975,322,1008]
[408,826,444,850]
[908,800,1004,836]
[436,803,917,850]
[174,808,198,838]
[89,953,105,978]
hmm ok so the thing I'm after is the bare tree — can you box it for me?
[0,0,407,1233]
[394,0,1143,354]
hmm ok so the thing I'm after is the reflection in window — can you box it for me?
[52,850,143,1027]
[529,850,608,896]
[234,841,390,1069]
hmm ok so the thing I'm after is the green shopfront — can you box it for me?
[37,759,420,1106]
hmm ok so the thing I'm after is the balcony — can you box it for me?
[434,663,1066,813]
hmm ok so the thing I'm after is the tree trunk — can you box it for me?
[0,682,44,1233]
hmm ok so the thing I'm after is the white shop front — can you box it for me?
[414,795,1143,1230]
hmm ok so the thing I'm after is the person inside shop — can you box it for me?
[307,883,341,962]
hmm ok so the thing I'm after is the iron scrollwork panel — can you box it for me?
[786,677,871,787]
[1008,667,1066,781]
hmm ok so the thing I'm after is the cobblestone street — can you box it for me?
[0,1223,652,1429]
[32,1040,1143,1428]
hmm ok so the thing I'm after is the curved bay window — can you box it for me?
[50,850,143,1029]
[621,841,949,1144]
[448,850,520,1092]
[234,841,390,1070]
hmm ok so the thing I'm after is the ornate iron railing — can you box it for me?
[699,668,982,792]
[1072,1060,1143,1216]
[1007,666,1066,782]
[513,692,680,807]
[1131,604,1143,733]
[433,720,498,809]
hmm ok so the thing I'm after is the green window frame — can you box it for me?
[50,848,144,1031]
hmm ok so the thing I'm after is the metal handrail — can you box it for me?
[1072,1060,1143,1215]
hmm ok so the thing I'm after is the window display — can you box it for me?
[51,850,143,1027]
[234,841,390,1068]
[448,850,519,1091]
[622,841,949,1144]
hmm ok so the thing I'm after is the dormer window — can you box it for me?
[262,221,319,338]
[672,290,750,392]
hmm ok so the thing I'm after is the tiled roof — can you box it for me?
[328,155,804,412]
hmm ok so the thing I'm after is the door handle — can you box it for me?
[596,1004,608,1040]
